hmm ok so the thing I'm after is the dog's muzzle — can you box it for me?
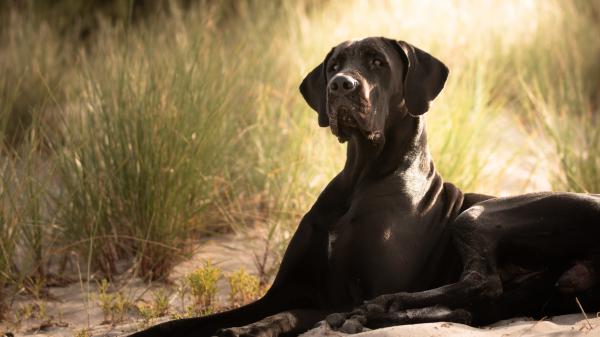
[327,74,362,139]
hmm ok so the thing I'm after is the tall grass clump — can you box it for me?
[0,147,13,318]
[187,2,343,246]
[1,76,17,302]
[1,54,59,313]
[517,1,600,193]
[55,8,244,280]
[53,2,321,280]
[0,7,68,293]
[0,9,71,152]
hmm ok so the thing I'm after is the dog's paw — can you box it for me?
[325,312,348,329]
[325,311,370,334]
[215,325,272,337]
[339,317,368,334]
[215,327,242,337]
[447,308,473,325]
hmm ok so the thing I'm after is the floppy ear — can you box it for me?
[393,40,449,116]
[299,49,333,127]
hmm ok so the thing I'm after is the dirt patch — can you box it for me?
[0,230,269,337]
[301,314,600,337]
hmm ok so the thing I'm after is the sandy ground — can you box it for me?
[3,229,599,337]
[0,230,276,336]
[25,313,599,337]
[301,314,600,337]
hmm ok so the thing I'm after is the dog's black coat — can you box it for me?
[132,37,600,337]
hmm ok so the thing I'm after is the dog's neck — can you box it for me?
[342,112,441,210]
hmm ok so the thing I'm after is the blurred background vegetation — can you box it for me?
[0,0,599,321]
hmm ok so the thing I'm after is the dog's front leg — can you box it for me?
[324,305,471,334]
[324,204,504,333]
[216,309,331,337]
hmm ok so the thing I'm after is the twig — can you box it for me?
[575,297,593,330]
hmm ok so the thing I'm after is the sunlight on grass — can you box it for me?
[516,1,600,193]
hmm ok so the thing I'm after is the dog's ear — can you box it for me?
[393,40,448,116]
[299,49,334,127]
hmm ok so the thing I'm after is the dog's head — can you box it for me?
[300,37,448,143]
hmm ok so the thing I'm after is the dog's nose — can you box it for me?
[329,74,359,95]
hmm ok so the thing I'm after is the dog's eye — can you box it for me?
[371,59,384,67]
[329,63,340,72]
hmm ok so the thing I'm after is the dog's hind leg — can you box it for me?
[556,257,600,293]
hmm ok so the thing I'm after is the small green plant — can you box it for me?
[74,328,91,337]
[176,278,188,314]
[112,292,131,323]
[97,279,114,322]
[17,303,36,321]
[137,302,154,328]
[187,261,222,314]
[151,288,170,317]
[96,278,132,323]
[37,301,48,322]
[228,268,260,308]
[136,289,171,326]
[170,279,196,319]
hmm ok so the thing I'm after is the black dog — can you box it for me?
[132,37,600,337]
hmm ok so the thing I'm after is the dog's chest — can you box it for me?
[327,231,338,259]
[327,227,394,260]
[325,212,442,302]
